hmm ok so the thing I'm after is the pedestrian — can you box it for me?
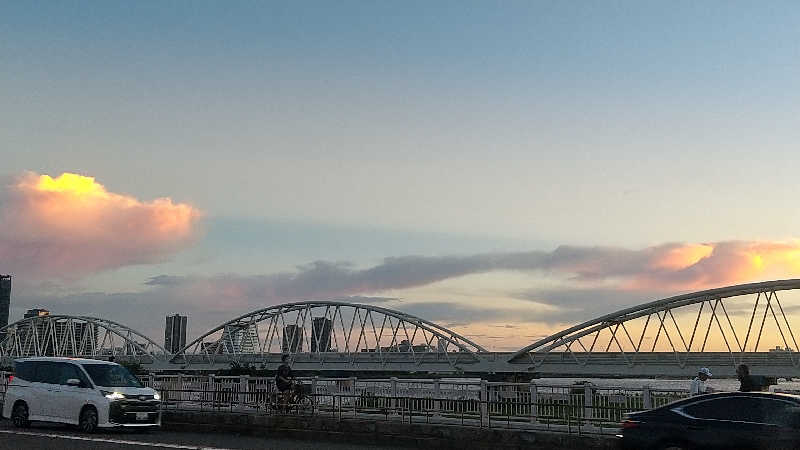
[737,364,756,392]
[690,367,713,396]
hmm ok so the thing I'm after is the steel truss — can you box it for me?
[508,279,800,369]
[174,301,488,367]
[0,315,169,362]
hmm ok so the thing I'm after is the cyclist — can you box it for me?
[275,354,301,409]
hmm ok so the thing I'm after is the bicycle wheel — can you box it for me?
[297,395,314,416]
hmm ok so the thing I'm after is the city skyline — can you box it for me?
[3,2,800,350]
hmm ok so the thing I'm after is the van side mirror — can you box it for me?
[66,378,82,386]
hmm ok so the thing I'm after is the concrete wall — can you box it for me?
[162,410,618,450]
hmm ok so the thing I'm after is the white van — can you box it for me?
[1,357,161,432]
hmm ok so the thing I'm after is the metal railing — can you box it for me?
[144,375,691,435]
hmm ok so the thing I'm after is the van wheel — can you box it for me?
[11,402,30,428]
[79,407,98,433]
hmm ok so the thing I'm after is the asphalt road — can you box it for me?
[0,422,406,450]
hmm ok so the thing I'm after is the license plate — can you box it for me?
[136,412,149,421]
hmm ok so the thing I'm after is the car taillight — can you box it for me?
[622,419,640,429]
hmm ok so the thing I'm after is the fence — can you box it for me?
[0,370,690,435]
[144,374,691,435]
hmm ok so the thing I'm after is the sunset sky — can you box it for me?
[3,2,800,350]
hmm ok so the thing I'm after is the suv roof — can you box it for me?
[14,357,117,365]
[682,391,800,401]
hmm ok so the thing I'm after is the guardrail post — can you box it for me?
[208,374,215,405]
[433,378,441,417]
[480,379,488,427]
[642,385,652,410]
[177,373,183,402]
[240,375,249,408]
[583,382,594,420]
[530,382,538,423]
[148,373,154,388]
[391,377,398,415]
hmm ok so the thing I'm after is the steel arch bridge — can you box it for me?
[171,301,488,371]
[0,315,169,364]
[506,279,800,377]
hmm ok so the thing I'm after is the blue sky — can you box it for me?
[3,1,800,348]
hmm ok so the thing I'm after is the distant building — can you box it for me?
[221,323,258,354]
[164,314,188,354]
[0,275,11,338]
[17,310,98,356]
[282,324,304,353]
[17,308,50,356]
[24,308,50,318]
[311,317,332,352]
[201,341,222,355]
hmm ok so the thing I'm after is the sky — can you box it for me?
[2,1,800,351]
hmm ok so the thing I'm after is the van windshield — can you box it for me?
[81,364,142,388]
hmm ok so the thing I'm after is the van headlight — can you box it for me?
[153,392,161,401]
[102,390,125,400]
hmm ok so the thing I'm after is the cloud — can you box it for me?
[0,172,201,279]
[12,236,800,343]
[143,240,800,315]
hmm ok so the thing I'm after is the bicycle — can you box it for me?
[268,381,314,416]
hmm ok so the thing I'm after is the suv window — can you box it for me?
[683,397,765,422]
[682,396,800,425]
[757,398,799,427]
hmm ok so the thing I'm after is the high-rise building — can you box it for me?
[164,314,188,354]
[282,324,304,353]
[24,308,50,319]
[17,308,49,356]
[221,323,257,354]
[311,317,332,352]
[0,275,11,338]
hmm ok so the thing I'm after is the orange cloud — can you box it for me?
[625,241,800,290]
[0,172,201,279]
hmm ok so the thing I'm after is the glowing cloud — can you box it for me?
[0,172,202,279]
[142,240,800,315]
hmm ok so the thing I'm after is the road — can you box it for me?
[0,422,406,450]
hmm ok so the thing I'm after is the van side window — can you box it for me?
[14,361,35,381]
[37,362,63,385]
[28,361,48,383]
[58,363,90,386]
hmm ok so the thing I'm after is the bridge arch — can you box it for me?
[508,279,800,373]
[0,315,169,363]
[173,301,487,368]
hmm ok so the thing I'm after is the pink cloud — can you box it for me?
[0,172,202,279]
[144,240,800,312]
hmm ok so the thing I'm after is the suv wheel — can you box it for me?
[11,402,30,428]
[79,407,98,433]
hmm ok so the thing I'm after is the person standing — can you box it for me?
[690,367,713,396]
[737,364,756,392]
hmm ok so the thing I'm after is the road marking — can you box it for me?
[0,430,234,449]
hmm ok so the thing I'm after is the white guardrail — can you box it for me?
[136,373,693,433]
